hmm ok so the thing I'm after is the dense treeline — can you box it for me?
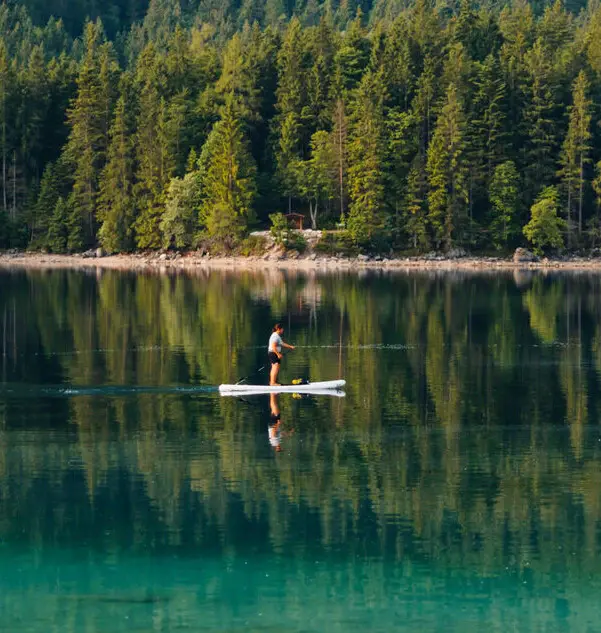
[1,0,601,253]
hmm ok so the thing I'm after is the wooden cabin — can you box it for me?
[285,213,305,230]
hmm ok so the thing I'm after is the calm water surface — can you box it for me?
[1,267,601,632]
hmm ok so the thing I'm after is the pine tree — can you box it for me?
[0,40,12,217]
[66,193,84,251]
[469,54,507,186]
[305,53,331,133]
[62,21,118,248]
[489,160,519,250]
[590,161,601,246]
[426,84,468,250]
[46,196,69,253]
[332,98,348,223]
[333,13,370,95]
[411,55,438,156]
[18,44,49,191]
[386,108,417,244]
[347,70,387,245]
[381,16,415,110]
[97,76,136,253]
[276,18,307,121]
[133,45,174,249]
[216,32,262,123]
[199,95,257,246]
[32,160,66,246]
[558,71,592,246]
[523,38,558,202]
[405,153,429,251]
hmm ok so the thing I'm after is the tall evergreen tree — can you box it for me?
[46,196,69,253]
[558,71,592,245]
[333,13,370,95]
[133,45,174,248]
[0,40,11,216]
[522,38,559,201]
[199,95,257,245]
[489,160,519,249]
[405,153,429,250]
[426,83,468,249]
[97,76,137,253]
[62,21,117,248]
[347,70,387,245]
[31,160,67,246]
[332,98,348,223]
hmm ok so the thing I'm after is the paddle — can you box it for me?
[236,365,266,385]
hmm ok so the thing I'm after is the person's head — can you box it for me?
[273,323,284,334]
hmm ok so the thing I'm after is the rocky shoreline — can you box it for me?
[2,247,601,272]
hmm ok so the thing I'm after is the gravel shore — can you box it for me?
[2,250,601,272]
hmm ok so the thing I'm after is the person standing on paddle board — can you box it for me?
[268,323,295,385]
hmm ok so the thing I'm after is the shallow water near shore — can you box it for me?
[2,267,601,632]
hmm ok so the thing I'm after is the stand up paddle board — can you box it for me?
[219,379,346,397]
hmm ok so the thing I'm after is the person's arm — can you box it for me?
[282,340,295,350]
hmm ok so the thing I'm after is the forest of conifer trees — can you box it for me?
[0,0,601,254]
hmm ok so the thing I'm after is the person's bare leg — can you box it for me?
[270,362,280,385]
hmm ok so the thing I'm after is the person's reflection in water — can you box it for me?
[268,393,284,452]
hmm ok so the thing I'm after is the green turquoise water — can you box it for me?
[1,268,601,632]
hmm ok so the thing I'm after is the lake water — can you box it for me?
[1,266,601,632]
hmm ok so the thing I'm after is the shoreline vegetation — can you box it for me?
[1,1,601,261]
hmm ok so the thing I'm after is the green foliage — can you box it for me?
[46,196,69,252]
[489,160,520,250]
[269,212,289,245]
[133,46,174,249]
[238,234,267,256]
[199,96,257,247]
[62,22,118,248]
[160,172,202,249]
[269,211,307,251]
[347,70,387,245]
[276,111,302,211]
[558,70,592,246]
[97,77,136,253]
[66,194,84,251]
[314,230,358,255]
[2,0,601,254]
[426,83,468,250]
[298,130,336,230]
[523,186,566,254]
[31,161,66,247]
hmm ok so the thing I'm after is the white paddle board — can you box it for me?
[219,379,346,396]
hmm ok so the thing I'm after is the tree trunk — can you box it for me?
[11,151,15,221]
[579,155,584,238]
[567,185,572,249]
[310,199,317,230]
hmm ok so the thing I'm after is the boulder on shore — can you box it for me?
[513,247,538,263]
